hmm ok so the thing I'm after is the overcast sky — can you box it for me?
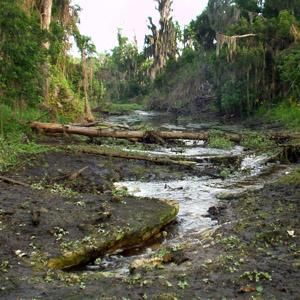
[72,0,208,53]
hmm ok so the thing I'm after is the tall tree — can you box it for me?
[144,0,178,80]
[75,34,96,122]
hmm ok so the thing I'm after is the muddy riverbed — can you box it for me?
[0,111,299,299]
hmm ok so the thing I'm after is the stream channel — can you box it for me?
[83,110,289,274]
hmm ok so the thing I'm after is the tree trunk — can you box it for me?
[40,0,53,106]
[81,50,95,122]
[30,121,300,144]
[145,0,176,80]
[30,121,242,142]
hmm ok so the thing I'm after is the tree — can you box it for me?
[207,0,241,33]
[75,34,96,122]
[0,0,45,107]
[188,10,216,50]
[144,0,178,80]
[39,0,53,104]
[263,0,300,18]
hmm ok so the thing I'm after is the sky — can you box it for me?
[72,0,208,53]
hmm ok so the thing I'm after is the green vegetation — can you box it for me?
[208,130,233,149]
[0,0,299,172]
[2,0,300,133]
[241,132,274,150]
[143,1,300,127]
[276,168,300,184]
[0,104,49,171]
[259,101,300,129]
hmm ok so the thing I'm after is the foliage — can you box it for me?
[0,0,45,106]
[48,66,84,121]
[259,101,300,129]
[144,0,180,80]
[0,105,49,171]
[240,271,272,282]
[278,45,300,100]
[208,130,233,149]
[188,10,215,50]
[145,0,300,122]
[241,132,274,150]
[147,51,215,113]
[276,168,300,185]
[99,31,150,102]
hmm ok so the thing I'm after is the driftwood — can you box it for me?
[31,122,242,142]
[31,122,300,145]
[0,175,30,187]
[65,146,197,167]
[53,166,89,182]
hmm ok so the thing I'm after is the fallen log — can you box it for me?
[63,145,197,167]
[0,175,30,187]
[31,121,242,142]
[52,166,89,182]
[31,122,300,145]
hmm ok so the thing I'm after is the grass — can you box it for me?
[0,104,50,171]
[276,168,300,185]
[208,130,233,149]
[241,132,274,150]
[259,101,300,130]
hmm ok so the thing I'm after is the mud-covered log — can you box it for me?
[30,121,242,142]
[63,145,197,167]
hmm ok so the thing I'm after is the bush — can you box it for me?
[260,101,300,129]
[241,132,274,150]
[0,104,50,171]
[208,130,233,149]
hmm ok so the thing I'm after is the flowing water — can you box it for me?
[86,110,288,273]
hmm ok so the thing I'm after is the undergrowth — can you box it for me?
[276,168,300,185]
[0,104,50,171]
[241,132,274,150]
[259,101,300,130]
[208,130,233,149]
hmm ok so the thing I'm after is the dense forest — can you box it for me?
[1,0,300,125]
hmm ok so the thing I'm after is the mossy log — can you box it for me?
[62,145,241,169]
[64,145,197,167]
[47,199,179,270]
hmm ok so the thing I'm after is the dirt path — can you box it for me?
[0,150,299,299]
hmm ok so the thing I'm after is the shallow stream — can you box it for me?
[87,110,288,273]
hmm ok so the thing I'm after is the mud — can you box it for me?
[0,142,299,299]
